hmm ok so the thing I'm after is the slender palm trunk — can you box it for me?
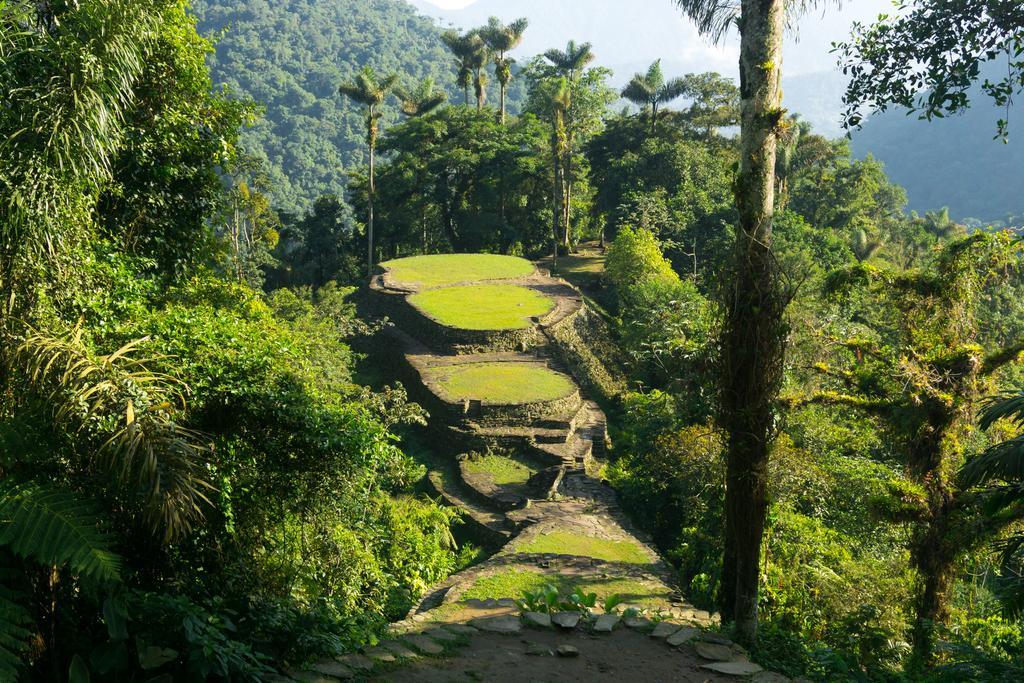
[551,124,562,270]
[718,0,787,646]
[500,82,506,124]
[367,113,377,278]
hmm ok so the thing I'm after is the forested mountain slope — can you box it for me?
[851,90,1024,223]
[192,0,523,213]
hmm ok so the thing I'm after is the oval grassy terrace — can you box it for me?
[381,254,535,289]
[423,362,575,405]
[409,284,554,330]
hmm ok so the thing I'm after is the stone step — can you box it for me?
[461,423,572,445]
[425,470,515,546]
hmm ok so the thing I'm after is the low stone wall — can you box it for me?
[544,303,628,405]
[367,284,543,355]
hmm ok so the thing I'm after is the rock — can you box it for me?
[524,641,553,657]
[363,647,396,663]
[287,671,336,683]
[339,655,376,671]
[650,621,681,639]
[471,615,522,634]
[752,673,791,683]
[403,634,444,655]
[551,612,581,629]
[700,632,734,646]
[311,660,354,680]
[624,616,652,630]
[701,661,765,676]
[556,644,580,658]
[524,611,552,628]
[425,627,459,643]
[380,641,419,659]
[592,613,620,633]
[442,623,479,636]
[666,627,700,646]
[694,642,735,662]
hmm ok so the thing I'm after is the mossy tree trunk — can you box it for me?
[718,0,788,646]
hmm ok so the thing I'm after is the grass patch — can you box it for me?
[514,531,652,565]
[409,284,554,330]
[425,362,575,404]
[464,454,535,486]
[382,254,535,288]
[460,569,670,607]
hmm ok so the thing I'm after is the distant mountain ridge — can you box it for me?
[412,0,1022,220]
[191,0,1021,220]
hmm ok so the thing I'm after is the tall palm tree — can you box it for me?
[673,0,836,646]
[621,60,687,136]
[339,66,398,278]
[395,78,446,254]
[547,77,571,271]
[542,41,595,251]
[543,40,595,83]
[479,16,529,124]
[469,40,491,113]
[442,30,487,108]
[396,77,447,118]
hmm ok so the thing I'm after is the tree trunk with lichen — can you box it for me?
[906,382,972,664]
[718,0,787,646]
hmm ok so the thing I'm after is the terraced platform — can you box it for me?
[285,254,781,681]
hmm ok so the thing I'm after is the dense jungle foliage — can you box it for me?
[2,0,1023,681]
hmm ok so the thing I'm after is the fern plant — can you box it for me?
[0,566,33,680]
[0,480,125,679]
[0,479,122,584]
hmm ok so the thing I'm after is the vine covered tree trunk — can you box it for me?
[908,415,966,663]
[718,0,788,645]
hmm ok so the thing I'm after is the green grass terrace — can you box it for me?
[423,362,575,405]
[381,254,535,289]
[409,284,554,330]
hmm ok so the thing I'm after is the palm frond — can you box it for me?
[15,328,212,542]
[961,437,1024,488]
[674,1,740,43]
[661,77,689,103]
[675,1,839,42]
[621,78,654,107]
[0,480,122,584]
[981,392,1024,430]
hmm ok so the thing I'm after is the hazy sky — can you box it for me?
[421,0,899,77]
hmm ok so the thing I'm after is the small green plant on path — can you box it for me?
[516,584,600,614]
[381,254,535,288]
[425,363,574,404]
[514,531,652,565]
[409,284,554,330]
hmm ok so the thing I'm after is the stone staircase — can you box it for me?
[268,259,790,681]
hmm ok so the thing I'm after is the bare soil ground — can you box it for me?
[372,627,737,683]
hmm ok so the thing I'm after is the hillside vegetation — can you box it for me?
[192,0,526,213]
